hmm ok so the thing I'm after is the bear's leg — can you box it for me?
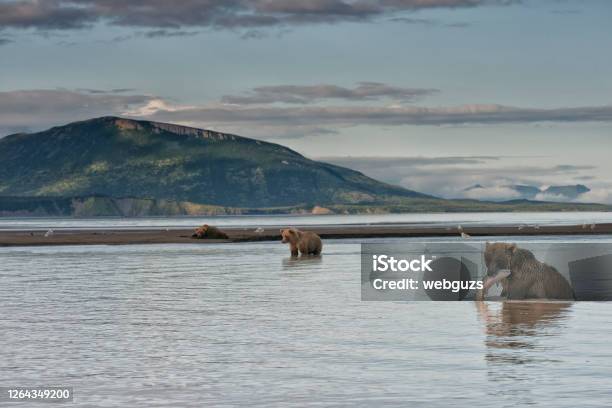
[290,243,299,257]
[298,242,310,256]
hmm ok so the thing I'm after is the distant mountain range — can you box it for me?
[464,183,591,201]
[542,184,590,200]
[0,117,608,216]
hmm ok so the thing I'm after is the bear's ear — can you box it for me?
[507,243,517,254]
[280,228,285,234]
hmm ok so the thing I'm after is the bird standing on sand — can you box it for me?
[461,232,471,239]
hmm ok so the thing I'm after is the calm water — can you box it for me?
[1,211,612,231]
[2,238,612,407]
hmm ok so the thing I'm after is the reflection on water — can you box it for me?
[478,301,571,356]
[282,255,323,270]
[475,301,605,407]
[1,240,612,407]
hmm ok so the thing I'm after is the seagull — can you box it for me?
[44,229,54,237]
[518,225,525,231]
[590,224,596,231]
[461,232,471,239]
[255,227,265,234]
[457,225,463,232]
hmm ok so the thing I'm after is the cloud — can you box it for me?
[142,29,200,38]
[576,188,612,205]
[0,0,517,33]
[240,29,269,39]
[320,155,503,167]
[462,185,523,201]
[143,103,612,137]
[221,82,439,104]
[102,29,201,43]
[389,17,437,25]
[4,84,612,139]
[534,192,567,202]
[389,17,471,27]
[0,0,97,30]
[77,88,137,94]
[319,156,600,201]
[0,89,155,135]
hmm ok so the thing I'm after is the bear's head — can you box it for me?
[192,224,209,238]
[280,228,299,244]
[484,242,516,281]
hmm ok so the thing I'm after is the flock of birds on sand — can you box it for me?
[457,223,595,240]
[244,223,598,240]
[35,223,598,240]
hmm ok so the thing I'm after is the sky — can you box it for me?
[1,0,611,202]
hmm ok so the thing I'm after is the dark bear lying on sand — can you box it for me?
[192,224,229,240]
[477,242,574,300]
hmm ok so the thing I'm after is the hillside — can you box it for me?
[0,117,609,216]
[0,117,430,209]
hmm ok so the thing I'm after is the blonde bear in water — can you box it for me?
[280,228,322,257]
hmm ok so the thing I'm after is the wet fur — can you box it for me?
[280,228,322,257]
[192,224,229,239]
[482,242,574,300]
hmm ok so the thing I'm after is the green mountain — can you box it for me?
[0,117,608,216]
[0,117,429,208]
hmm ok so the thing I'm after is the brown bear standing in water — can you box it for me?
[280,228,322,257]
[191,224,229,240]
[477,242,574,300]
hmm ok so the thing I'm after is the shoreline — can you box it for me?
[1,223,612,247]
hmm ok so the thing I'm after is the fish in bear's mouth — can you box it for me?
[482,269,512,292]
